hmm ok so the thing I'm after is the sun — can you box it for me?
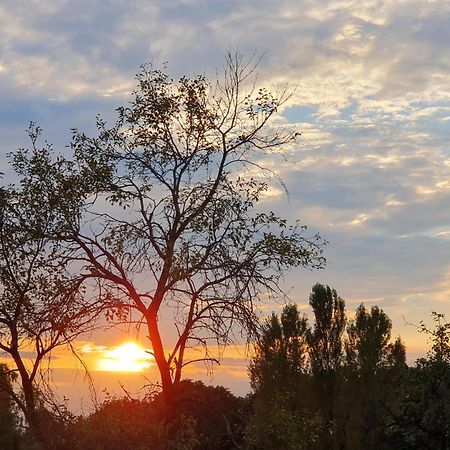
[96,342,153,372]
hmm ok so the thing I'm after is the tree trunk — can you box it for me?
[146,315,174,406]
[14,361,52,449]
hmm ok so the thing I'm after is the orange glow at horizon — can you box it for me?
[96,342,154,372]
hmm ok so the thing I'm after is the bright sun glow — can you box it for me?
[96,342,153,372]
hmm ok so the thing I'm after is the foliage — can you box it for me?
[0,364,20,450]
[420,312,450,363]
[307,283,346,375]
[169,380,248,449]
[70,396,171,450]
[249,304,309,396]
[306,284,346,449]
[245,395,323,450]
[1,275,449,450]
[247,288,415,450]
[65,380,246,450]
[384,313,450,450]
[339,304,407,449]
[11,53,326,403]
[247,303,323,449]
[0,153,101,449]
[346,304,393,374]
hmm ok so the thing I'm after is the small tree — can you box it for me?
[15,53,326,404]
[420,312,450,364]
[0,161,99,449]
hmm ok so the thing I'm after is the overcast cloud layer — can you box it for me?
[1,0,450,357]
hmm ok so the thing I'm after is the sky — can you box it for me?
[1,0,450,410]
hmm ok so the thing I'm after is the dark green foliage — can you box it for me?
[384,313,450,449]
[346,304,393,374]
[65,380,246,450]
[307,283,346,375]
[245,397,323,450]
[247,288,415,450]
[422,312,450,363]
[306,284,346,449]
[9,54,326,405]
[169,381,248,450]
[249,304,309,396]
[384,361,450,450]
[69,396,171,450]
[0,365,20,450]
[340,304,407,450]
[247,304,323,449]
[386,336,408,369]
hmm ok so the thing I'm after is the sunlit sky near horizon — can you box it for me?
[1,0,450,409]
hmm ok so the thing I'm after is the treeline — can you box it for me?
[248,283,450,450]
[1,283,449,450]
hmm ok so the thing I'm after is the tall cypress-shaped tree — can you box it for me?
[308,283,346,375]
[307,284,346,449]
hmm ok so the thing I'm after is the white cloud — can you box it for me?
[1,0,450,360]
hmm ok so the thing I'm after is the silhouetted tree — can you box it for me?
[384,313,450,450]
[346,304,393,374]
[247,304,323,449]
[386,336,408,370]
[343,304,406,450]
[249,304,309,396]
[306,284,346,449]
[13,53,326,405]
[308,284,346,375]
[168,380,248,450]
[0,169,100,450]
[0,364,19,450]
[68,394,197,450]
[247,287,415,450]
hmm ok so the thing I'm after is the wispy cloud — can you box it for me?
[1,0,449,378]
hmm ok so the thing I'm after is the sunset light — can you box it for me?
[2,1,450,447]
[96,342,153,372]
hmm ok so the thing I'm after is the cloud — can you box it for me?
[1,0,449,367]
